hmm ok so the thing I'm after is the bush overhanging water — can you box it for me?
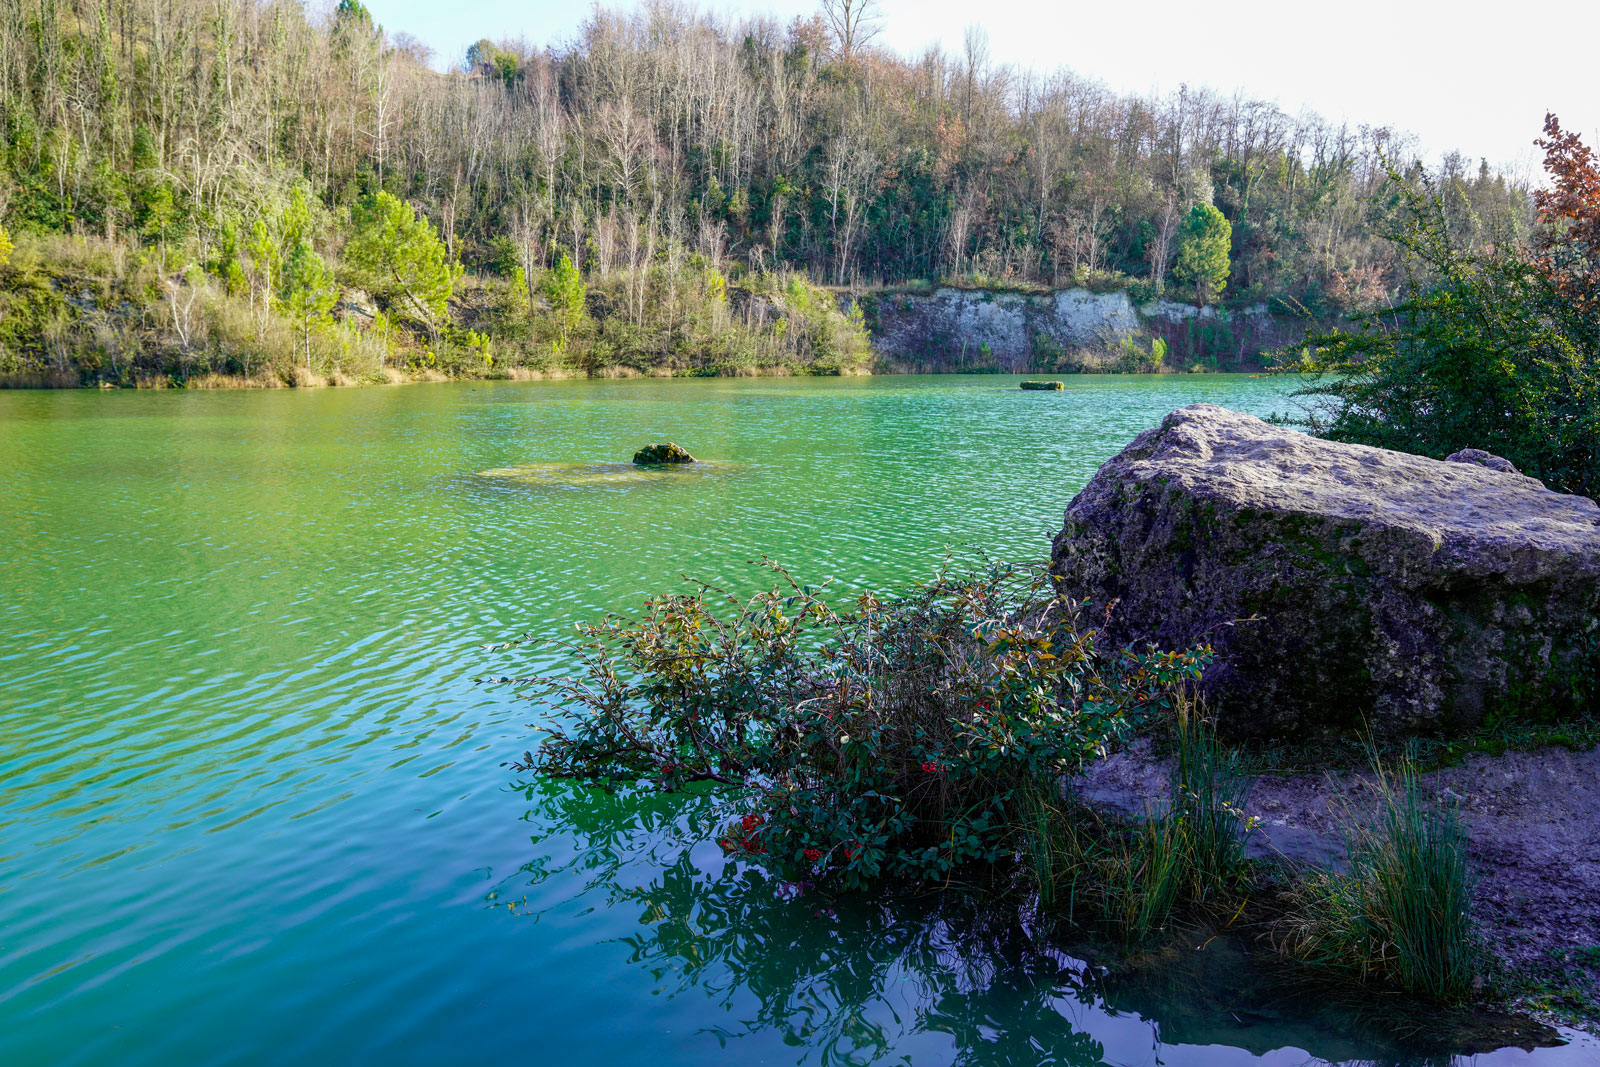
[503,561,1482,1002]
[511,561,1207,889]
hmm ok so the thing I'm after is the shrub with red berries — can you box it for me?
[522,559,1208,889]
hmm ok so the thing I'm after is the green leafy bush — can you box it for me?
[509,561,1208,890]
[1280,161,1600,500]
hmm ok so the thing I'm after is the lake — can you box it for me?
[2,374,1594,1066]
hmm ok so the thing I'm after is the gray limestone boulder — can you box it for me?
[1051,405,1600,739]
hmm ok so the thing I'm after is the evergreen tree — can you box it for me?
[280,241,339,369]
[1174,204,1233,307]
[345,192,457,340]
[542,254,587,352]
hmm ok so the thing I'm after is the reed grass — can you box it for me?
[1021,694,1255,946]
[1276,754,1477,1000]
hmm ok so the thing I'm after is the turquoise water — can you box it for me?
[1,374,1593,1066]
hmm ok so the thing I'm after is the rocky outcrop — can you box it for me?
[1051,405,1600,738]
[864,287,1136,367]
[860,286,1295,369]
[1446,448,1521,474]
[633,443,696,465]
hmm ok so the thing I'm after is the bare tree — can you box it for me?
[1148,193,1180,296]
[820,0,882,60]
[823,127,877,284]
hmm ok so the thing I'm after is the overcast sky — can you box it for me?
[362,0,1597,178]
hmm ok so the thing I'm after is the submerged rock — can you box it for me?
[632,442,696,465]
[1051,404,1600,738]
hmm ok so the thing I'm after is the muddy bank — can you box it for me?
[1075,740,1600,1025]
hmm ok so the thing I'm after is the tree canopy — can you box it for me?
[1173,205,1232,307]
[1282,116,1600,501]
[0,0,1530,310]
[345,192,457,338]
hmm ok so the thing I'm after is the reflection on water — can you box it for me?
[496,781,1582,1067]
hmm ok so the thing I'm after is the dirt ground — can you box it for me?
[1074,740,1600,1021]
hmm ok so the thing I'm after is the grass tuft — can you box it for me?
[1022,694,1254,946]
[1276,753,1478,1000]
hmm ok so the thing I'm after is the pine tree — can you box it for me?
[280,241,339,369]
[542,253,587,353]
[1174,204,1232,307]
[345,192,457,340]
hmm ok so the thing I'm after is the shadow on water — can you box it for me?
[495,780,1571,1067]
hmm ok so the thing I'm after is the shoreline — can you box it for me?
[0,363,1271,391]
[1077,736,1600,1035]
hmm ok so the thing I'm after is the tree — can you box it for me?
[1532,112,1600,335]
[466,38,522,84]
[280,240,339,370]
[542,253,586,353]
[1283,145,1600,501]
[820,0,882,59]
[1148,195,1180,297]
[345,192,457,340]
[0,224,11,269]
[1173,203,1231,306]
[245,219,280,341]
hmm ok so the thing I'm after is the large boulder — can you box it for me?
[1051,405,1600,739]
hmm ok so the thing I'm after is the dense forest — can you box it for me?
[0,0,1534,384]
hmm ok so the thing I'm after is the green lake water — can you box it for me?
[2,374,1595,1066]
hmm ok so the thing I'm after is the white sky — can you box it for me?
[362,0,1599,177]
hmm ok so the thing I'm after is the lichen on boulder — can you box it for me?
[632,442,696,466]
[1051,404,1600,739]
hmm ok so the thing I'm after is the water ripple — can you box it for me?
[3,376,1591,1066]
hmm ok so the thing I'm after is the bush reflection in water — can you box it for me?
[493,778,1537,1067]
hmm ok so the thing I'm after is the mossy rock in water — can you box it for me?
[1020,380,1064,391]
[633,442,696,465]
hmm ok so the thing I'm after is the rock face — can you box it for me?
[859,286,1297,370]
[632,442,696,465]
[1051,405,1600,738]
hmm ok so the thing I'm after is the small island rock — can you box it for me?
[1051,404,1600,739]
[633,442,696,465]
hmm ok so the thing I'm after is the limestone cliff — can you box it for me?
[854,286,1300,371]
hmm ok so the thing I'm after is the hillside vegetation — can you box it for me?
[0,0,1530,383]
